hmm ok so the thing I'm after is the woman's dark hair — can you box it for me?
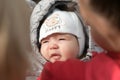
[90,0,120,30]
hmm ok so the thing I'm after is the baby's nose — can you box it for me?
[49,42,59,49]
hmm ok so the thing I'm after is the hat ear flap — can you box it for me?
[75,12,89,59]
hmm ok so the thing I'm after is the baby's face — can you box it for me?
[40,33,79,63]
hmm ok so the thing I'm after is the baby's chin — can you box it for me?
[50,57,60,63]
[49,54,60,63]
[50,57,68,63]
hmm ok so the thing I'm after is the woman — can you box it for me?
[0,0,32,80]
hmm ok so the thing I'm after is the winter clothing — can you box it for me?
[30,0,88,79]
[29,0,105,79]
[39,9,85,56]
[30,0,88,72]
[39,52,120,80]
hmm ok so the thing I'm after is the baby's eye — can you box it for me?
[59,38,66,40]
[41,40,49,44]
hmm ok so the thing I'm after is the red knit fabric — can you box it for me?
[38,52,120,80]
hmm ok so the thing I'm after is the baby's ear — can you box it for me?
[25,0,36,9]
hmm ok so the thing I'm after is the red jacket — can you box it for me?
[39,52,120,80]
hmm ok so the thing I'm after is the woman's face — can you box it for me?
[40,33,79,63]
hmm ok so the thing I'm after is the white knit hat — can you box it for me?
[39,9,85,56]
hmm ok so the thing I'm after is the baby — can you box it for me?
[39,9,86,63]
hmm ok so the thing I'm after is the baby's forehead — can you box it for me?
[41,33,76,40]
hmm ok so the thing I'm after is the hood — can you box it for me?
[29,0,89,77]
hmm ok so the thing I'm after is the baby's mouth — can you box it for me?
[50,53,61,61]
